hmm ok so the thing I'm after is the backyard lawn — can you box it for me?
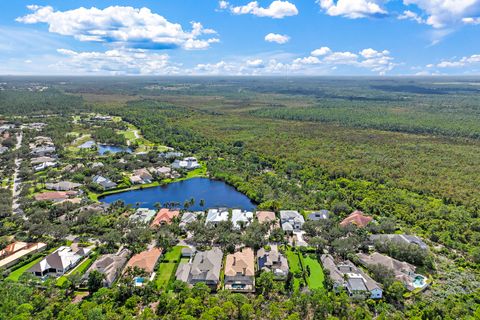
[163,246,185,262]
[155,263,176,290]
[6,256,44,281]
[285,248,303,290]
[57,257,94,286]
[303,255,325,290]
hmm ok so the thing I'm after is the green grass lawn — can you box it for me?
[285,248,303,290]
[155,263,176,290]
[303,255,325,290]
[6,256,44,281]
[56,257,93,287]
[163,246,185,262]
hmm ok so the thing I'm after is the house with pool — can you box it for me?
[357,252,429,291]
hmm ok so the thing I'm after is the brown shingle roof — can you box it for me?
[225,248,254,277]
[125,247,162,274]
[340,210,373,228]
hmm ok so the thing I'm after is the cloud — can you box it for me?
[398,10,426,24]
[462,17,480,24]
[402,0,480,28]
[16,5,218,50]
[293,46,395,74]
[223,1,299,19]
[317,0,387,19]
[311,47,332,56]
[264,33,290,44]
[435,54,480,68]
[55,48,180,74]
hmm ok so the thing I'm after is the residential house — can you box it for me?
[30,146,56,156]
[34,191,73,203]
[159,151,183,159]
[205,208,229,226]
[370,234,428,250]
[129,208,157,224]
[31,156,56,165]
[257,245,289,278]
[357,252,427,291]
[321,254,382,299]
[124,247,162,280]
[34,161,57,172]
[45,181,82,191]
[0,146,8,154]
[231,209,253,229]
[83,248,131,287]
[0,242,47,269]
[171,157,201,170]
[179,247,223,290]
[256,211,277,224]
[179,211,203,229]
[280,210,305,233]
[92,175,117,190]
[340,210,373,228]
[29,246,91,278]
[224,248,255,292]
[150,208,180,227]
[130,168,153,184]
[308,210,330,221]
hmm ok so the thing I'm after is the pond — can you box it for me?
[98,144,132,155]
[99,177,256,211]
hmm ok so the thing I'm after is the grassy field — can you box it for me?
[163,246,184,262]
[155,263,176,290]
[56,257,94,286]
[6,256,44,281]
[302,255,325,290]
[285,248,303,291]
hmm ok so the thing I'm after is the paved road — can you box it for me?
[11,131,23,214]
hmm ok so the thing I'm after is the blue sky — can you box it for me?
[1,0,480,75]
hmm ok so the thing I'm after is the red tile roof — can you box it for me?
[125,247,162,274]
[34,191,69,202]
[340,210,373,228]
[150,208,180,227]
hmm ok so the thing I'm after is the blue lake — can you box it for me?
[98,144,132,155]
[99,178,256,211]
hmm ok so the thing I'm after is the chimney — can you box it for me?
[233,256,236,266]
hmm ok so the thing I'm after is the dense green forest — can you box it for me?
[0,77,479,319]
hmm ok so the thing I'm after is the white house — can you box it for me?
[231,209,254,229]
[205,208,229,225]
[280,210,305,233]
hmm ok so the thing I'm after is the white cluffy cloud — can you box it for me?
[434,54,480,68]
[220,1,298,19]
[56,48,180,75]
[264,33,290,44]
[317,0,387,19]
[292,46,395,74]
[398,10,426,24]
[402,0,480,28]
[17,5,219,50]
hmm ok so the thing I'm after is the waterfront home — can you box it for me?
[0,242,47,269]
[83,248,131,287]
[151,208,180,227]
[357,252,427,291]
[224,248,255,292]
[34,191,74,203]
[179,211,203,229]
[159,151,183,159]
[256,211,276,224]
[370,234,428,250]
[308,210,330,221]
[321,254,382,299]
[92,175,117,190]
[280,210,305,233]
[29,246,91,278]
[34,161,57,172]
[205,208,229,226]
[171,157,201,170]
[129,208,157,224]
[178,247,223,290]
[45,181,82,191]
[124,247,162,284]
[257,245,289,278]
[130,168,153,184]
[340,210,373,228]
[231,209,254,229]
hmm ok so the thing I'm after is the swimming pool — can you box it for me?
[412,275,426,288]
